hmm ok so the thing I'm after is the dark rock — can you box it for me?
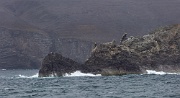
[84,41,142,75]
[85,24,180,74]
[39,53,82,77]
[39,24,180,77]
[120,33,128,44]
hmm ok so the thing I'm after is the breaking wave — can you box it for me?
[18,73,39,78]
[17,71,101,78]
[146,70,180,75]
[64,71,101,77]
[16,70,179,78]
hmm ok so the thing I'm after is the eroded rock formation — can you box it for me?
[39,24,180,77]
[84,40,142,75]
[85,24,180,74]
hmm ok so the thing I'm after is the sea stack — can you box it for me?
[38,53,81,77]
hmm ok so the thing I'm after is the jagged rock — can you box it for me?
[39,53,82,77]
[122,24,180,72]
[85,24,180,74]
[84,41,142,75]
[39,24,180,77]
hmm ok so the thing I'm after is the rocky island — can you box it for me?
[39,24,180,77]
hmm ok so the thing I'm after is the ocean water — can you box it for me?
[0,69,180,98]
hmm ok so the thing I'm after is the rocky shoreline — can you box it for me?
[39,24,180,77]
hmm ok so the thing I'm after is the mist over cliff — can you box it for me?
[0,0,180,69]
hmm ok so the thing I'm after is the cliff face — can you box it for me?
[0,27,94,69]
[0,27,52,69]
[85,24,180,74]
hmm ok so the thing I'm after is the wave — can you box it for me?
[15,70,179,78]
[18,73,39,78]
[146,70,180,75]
[17,71,101,78]
[64,71,101,77]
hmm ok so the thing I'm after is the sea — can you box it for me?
[0,69,180,98]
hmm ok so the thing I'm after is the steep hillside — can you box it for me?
[0,0,180,42]
[0,27,94,69]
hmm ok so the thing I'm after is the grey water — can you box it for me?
[0,70,180,98]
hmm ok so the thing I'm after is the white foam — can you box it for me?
[17,71,101,78]
[1,69,6,71]
[18,73,39,78]
[146,70,180,75]
[64,71,101,77]
[46,73,58,77]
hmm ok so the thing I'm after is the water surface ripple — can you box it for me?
[0,70,180,98]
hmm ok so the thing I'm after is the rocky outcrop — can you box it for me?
[84,41,142,75]
[39,24,180,77]
[130,24,180,72]
[39,53,82,77]
[85,24,180,74]
[1,0,180,69]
